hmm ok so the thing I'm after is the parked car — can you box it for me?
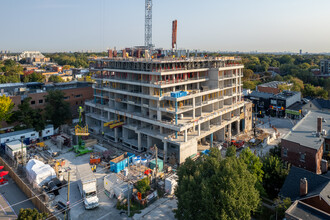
[55,201,67,214]
[231,140,245,150]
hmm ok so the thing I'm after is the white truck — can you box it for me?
[76,164,99,209]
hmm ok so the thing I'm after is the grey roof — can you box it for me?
[258,81,286,88]
[286,201,330,220]
[249,91,274,99]
[272,90,300,100]
[314,98,330,110]
[283,111,330,150]
[287,101,304,111]
[0,83,24,88]
[279,166,330,202]
[0,128,35,139]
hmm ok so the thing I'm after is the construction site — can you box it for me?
[86,53,253,164]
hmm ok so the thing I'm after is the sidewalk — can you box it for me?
[133,197,177,220]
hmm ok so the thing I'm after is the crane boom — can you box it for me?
[145,0,153,49]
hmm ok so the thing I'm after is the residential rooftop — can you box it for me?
[272,90,300,100]
[286,201,330,220]
[258,81,286,88]
[280,166,330,202]
[283,111,330,150]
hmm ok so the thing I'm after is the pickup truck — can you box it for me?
[76,164,99,209]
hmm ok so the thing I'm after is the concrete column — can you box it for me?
[237,120,240,135]
[228,123,232,140]
[198,124,201,136]
[160,127,163,134]
[157,110,161,121]
[210,133,213,148]
[193,98,196,119]
[114,127,119,142]
[138,132,142,152]
[147,136,152,149]
[163,141,168,163]
[184,130,188,142]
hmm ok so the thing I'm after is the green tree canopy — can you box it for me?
[45,90,71,128]
[23,72,45,83]
[262,155,290,199]
[175,148,260,220]
[17,208,48,220]
[9,97,45,132]
[48,75,64,83]
[0,95,14,127]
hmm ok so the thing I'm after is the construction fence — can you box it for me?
[0,157,56,219]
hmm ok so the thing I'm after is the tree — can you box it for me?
[262,155,290,199]
[9,97,45,132]
[175,148,260,220]
[45,90,71,128]
[48,75,64,83]
[23,72,45,83]
[0,95,14,127]
[243,80,259,90]
[243,69,254,81]
[136,177,150,197]
[226,145,236,157]
[17,208,48,220]
[274,197,292,220]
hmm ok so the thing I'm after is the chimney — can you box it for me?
[108,49,113,58]
[122,49,126,58]
[317,117,322,133]
[300,178,308,196]
[113,49,117,57]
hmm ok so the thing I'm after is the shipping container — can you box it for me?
[110,152,135,173]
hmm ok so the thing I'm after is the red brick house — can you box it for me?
[281,111,329,174]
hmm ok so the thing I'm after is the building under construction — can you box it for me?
[85,52,252,164]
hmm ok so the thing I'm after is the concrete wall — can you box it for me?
[281,139,322,174]
[179,140,197,164]
[286,92,301,108]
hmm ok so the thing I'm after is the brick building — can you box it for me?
[281,111,329,174]
[256,81,291,94]
[0,82,93,121]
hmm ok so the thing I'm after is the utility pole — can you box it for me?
[154,144,158,188]
[64,170,70,220]
[21,137,24,166]
[127,157,130,217]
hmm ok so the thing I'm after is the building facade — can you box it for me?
[86,56,252,164]
[281,111,329,174]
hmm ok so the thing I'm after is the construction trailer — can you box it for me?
[86,56,252,164]
[0,125,54,148]
[5,140,27,161]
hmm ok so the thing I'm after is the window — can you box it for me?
[31,100,35,105]
[75,94,82,98]
[31,134,35,136]
[300,153,305,162]
[283,148,288,157]
[64,97,69,100]
[39,99,43,104]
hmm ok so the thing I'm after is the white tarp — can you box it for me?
[26,159,56,187]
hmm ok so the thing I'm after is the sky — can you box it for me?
[1,0,330,53]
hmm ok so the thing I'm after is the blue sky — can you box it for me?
[1,0,330,53]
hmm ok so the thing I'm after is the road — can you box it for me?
[0,176,35,216]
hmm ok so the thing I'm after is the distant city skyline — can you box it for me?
[1,0,330,53]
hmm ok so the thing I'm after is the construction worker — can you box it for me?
[102,131,104,137]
